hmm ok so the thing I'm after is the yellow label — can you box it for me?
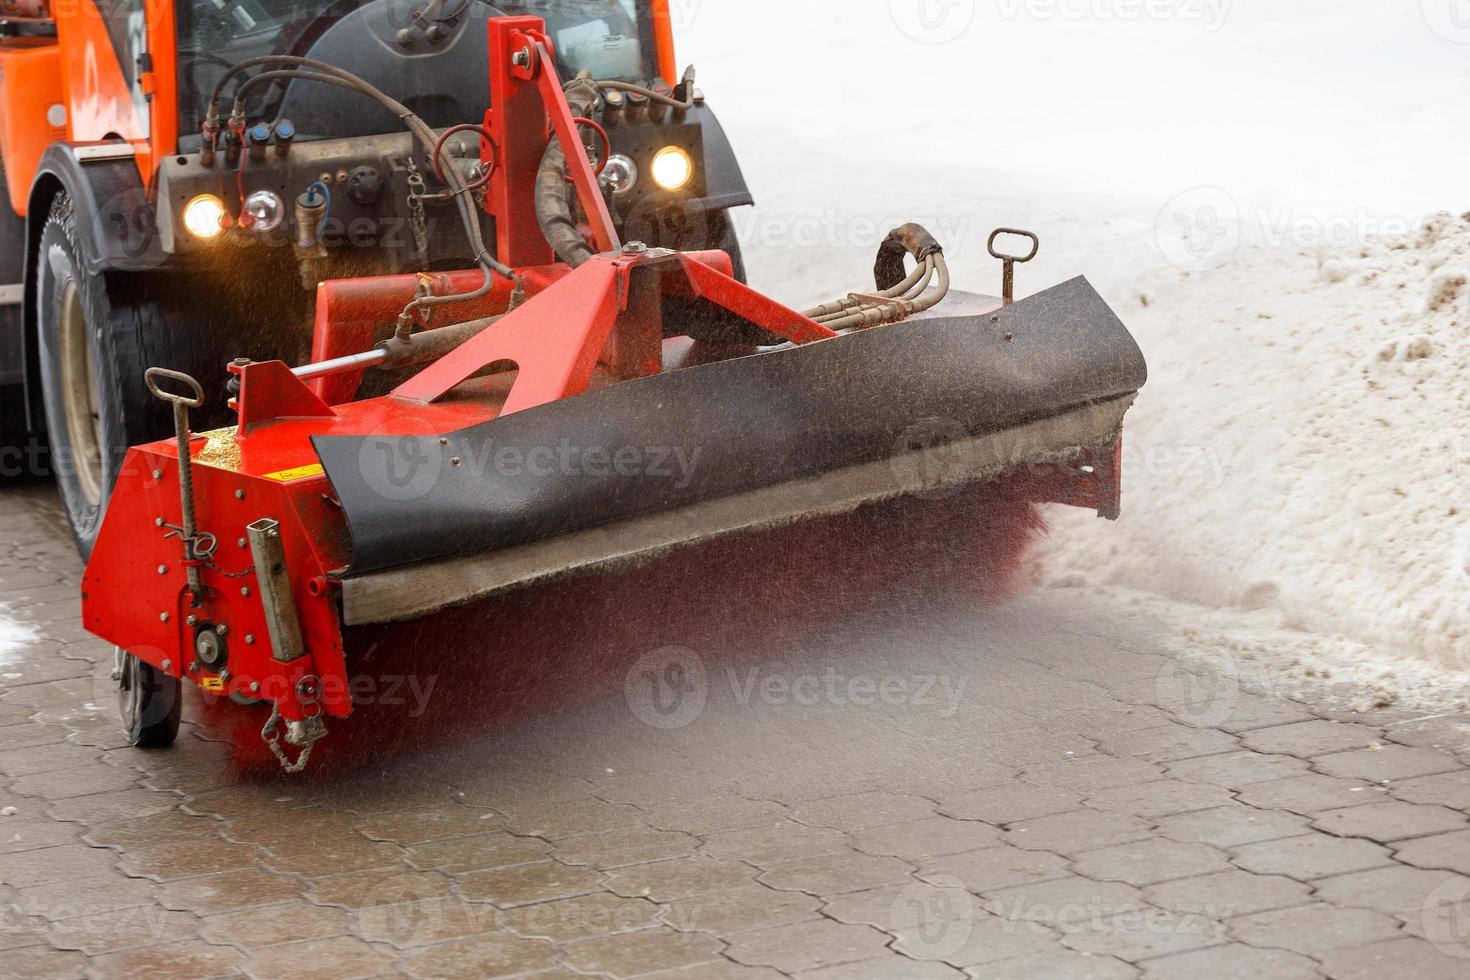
[263,463,326,483]
[201,677,225,694]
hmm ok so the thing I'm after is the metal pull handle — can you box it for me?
[146,368,206,599]
[987,228,1040,306]
[145,368,205,408]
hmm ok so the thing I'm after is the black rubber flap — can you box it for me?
[315,276,1147,577]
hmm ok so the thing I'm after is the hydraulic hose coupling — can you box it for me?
[200,115,221,168]
[294,186,328,257]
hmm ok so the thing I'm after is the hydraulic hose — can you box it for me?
[534,75,602,268]
[207,58,519,335]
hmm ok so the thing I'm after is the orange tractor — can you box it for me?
[2,0,1145,767]
[0,0,750,553]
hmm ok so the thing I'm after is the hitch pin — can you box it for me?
[145,368,207,601]
[987,228,1040,306]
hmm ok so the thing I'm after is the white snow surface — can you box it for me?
[674,2,1470,699]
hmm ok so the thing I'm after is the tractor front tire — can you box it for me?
[116,648,182,748]
[34,192,172,557]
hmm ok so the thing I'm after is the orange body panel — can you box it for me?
[0,40,66,215]
[52,1,150,175]
[648,0,679,85]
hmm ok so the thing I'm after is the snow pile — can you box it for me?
[1042,213,1470,678]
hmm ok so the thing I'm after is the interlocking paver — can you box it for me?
[405,832,550,873]
[1312,800,1468,842]
[700,822,851,865]
[788,791,937,831]
[920,845,1072,892]
[1229,902,1401,957]
[238,935,397,980]
[354,804,502,843]
[850,815,1001,861]
[1139,943,1318,979]
[1006,809,1154,854]
[937,783,1083,825]
[1318,937,1470,980]
[1164,751,1311,788]
[8,762,137,799]
[975,950,1140,979]
[982,876,1150,928]
[1071,839,1231,887]
[87,939,244,980]
[1097,724,1239,763]
[1313,865,1468,914]
[640,797,789,835]
[197,901,353,947]
[0,841,117,886]
[553,826,701,869]
[893,912,1064,968]
[1231,831,1395,879]
[663,882,823,936]
[605,856,757,902]
[796,954,964,979]
[1153,804,1310,848]
[6,945,99,980]
[725,918,890,973]
[457,859,605,907]
[46,906,201,956]
[1390,770,1470,809]
[1314,744,1463,782]
[1235,774,1388,814]
[1143,869,1311,918]
[1021,756,1166,792]
[399,932,561,979]
[758,849,915,895]
[499,892,659,942]
[1393,829,1470,874]
[1085,779,1235,817]
[1056,905,1224,961]
[1239,720,1382,757]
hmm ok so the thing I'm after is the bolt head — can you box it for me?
[234,489,245,500]
[154,517,165,527]
[159,612,170,623]
[185,615,198,626]
[241,586,251,597]
[161,660,172,670]
[238,538,248,548]
[157,565,168,575]
[215,624,229,637]
[250,681,261,692]
[152,469,163,480]
[245,634,255,645]
[623,241,648,254]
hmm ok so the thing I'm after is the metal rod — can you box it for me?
[291,349,387,381]
[247,519,307,663]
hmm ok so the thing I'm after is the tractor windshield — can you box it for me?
[176,0,656,142]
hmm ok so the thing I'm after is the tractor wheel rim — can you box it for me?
[57,279,104,507]
[116,651,140,730]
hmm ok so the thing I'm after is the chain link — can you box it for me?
[406,161,430,271]
[261,703,328,774]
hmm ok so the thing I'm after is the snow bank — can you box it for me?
[1042,213,1470,673]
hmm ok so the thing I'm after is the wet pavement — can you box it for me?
[3,483,1470,979]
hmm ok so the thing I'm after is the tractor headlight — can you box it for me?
[650,146,693,192]
[183,194,227,240]
[602,154,639,197]
[243,190,285,233]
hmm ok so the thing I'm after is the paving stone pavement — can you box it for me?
[3,484,1470,978]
